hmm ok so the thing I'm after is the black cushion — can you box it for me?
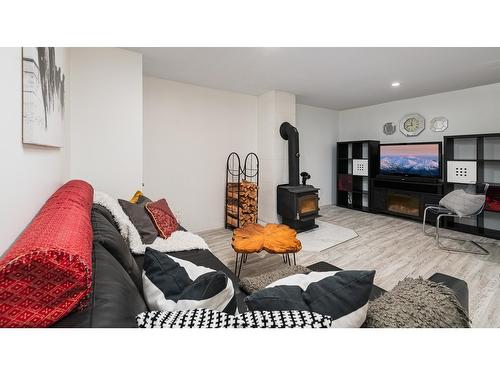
[52,242,147,328]
[136,194,151,205]
[91,206,142,291]
[308,261,386,301]
[118,199,158,244]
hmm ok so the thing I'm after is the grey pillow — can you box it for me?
[364,278,470,328]
[439,189,485,217]
[119,198,158,244]
[136,194,151,205]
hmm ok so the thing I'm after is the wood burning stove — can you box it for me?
[277,122,320,232]
[298,194,319,217]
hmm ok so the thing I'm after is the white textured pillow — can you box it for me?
[439,189,485,217]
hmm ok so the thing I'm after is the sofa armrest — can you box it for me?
[428,273,469,314]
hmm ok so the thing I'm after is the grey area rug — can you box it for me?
[239,265,311,294]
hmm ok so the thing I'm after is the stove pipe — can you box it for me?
[280,122,300,186]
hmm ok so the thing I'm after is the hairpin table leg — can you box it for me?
[234,253,240,274]
[237,254,244,277]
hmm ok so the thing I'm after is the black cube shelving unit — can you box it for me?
[444,133,500,240]
[337,140,380,212]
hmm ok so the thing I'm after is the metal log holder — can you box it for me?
[225,152,259,229]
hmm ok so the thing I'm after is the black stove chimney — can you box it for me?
[280,122,300,186]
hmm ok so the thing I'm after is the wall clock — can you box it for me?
[383,122,396,135]
[430,116,448,132]
[399,113,425,136]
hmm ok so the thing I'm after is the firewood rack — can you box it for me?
[225,152,259,229]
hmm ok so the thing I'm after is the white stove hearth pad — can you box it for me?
[297,221,358,252]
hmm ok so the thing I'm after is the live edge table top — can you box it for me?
[231,223,302,254]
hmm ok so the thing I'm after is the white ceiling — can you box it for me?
[128,47,500,110]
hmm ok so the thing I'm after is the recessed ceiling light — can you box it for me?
[391,82,400,87]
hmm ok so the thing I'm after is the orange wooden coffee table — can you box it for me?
[231,223,302,277]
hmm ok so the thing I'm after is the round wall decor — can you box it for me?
[383,122,396,135]
[399,113,425,136]
[430,116,448,132]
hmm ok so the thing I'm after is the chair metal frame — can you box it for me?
[422,183,490,255]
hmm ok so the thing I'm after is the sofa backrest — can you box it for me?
[91,204,143,290]
[53,205,147,327]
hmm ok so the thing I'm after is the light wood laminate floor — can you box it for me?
[198,205,500,327]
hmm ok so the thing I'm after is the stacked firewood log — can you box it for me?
[226,180,258,228]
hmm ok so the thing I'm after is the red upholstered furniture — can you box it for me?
[0,180,94,327]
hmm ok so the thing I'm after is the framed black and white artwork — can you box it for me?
[22,47,66,147]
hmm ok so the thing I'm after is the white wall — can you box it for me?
[143,77,258,232]
[69,48,143,198]
[339,83,500,142]
[7,47,497,247]
[296,104,339,206]
[0,48,69,253]
[258,91,296,224]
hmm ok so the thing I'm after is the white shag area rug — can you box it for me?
[297,220,358,253]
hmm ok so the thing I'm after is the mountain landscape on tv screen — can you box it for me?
[380,155,440,177]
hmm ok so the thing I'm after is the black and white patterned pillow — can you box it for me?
[136,309,334,328]
[142,248,237,314]
[244,270,375,328]
[237,310,333,328]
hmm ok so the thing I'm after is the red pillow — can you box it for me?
[145,199,179,239]
[0,180,93,327]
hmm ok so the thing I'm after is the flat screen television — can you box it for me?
[379,142,442,179]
